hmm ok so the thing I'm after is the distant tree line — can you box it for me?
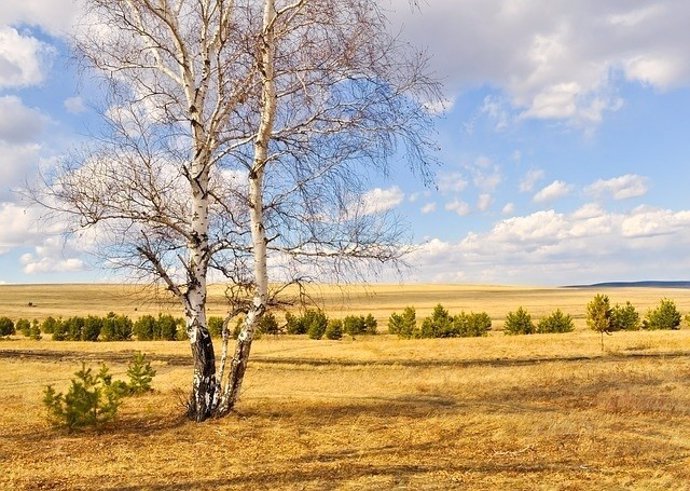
[1,296,687,342]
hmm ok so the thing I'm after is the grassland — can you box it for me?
[2,284,690,490]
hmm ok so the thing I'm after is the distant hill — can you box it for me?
[566,281,690,289]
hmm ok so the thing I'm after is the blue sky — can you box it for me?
[2,0,690,285]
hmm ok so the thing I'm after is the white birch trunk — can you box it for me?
[218,0,277,415]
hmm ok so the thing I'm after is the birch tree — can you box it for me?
[37,0,439,421]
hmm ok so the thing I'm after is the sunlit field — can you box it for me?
[2,284,690,490]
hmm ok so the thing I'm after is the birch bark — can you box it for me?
[218,0,277,415]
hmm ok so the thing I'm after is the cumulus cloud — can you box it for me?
[519,169,545,192]
[360,186,405,215]
[586,174,649,200]
[0,95,47,142]
[445,199,470,216]
[533,180,573,203]
[20,236,86,274]
[0,27,52,88]
[502,202,515,215]
[401,204,690,284]
[0,203,52,253]
[391,0,690,127]
[0,0,82,36]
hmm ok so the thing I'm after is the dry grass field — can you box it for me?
[2,284,690,490]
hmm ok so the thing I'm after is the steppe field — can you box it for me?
[2,283,690,490]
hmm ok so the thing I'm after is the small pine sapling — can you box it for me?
[504,307,535,335]
[586,294,612,351]
[16,318,31,337]
[126,352,157,395]
[43,363,123,431]
[29,319,41,340]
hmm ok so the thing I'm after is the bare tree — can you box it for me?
[36,0,439,421]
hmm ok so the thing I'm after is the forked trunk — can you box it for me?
[216,0,276,417]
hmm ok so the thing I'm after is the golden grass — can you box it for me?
[2,284,690,490]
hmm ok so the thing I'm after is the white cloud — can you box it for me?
[0,203,49,253]
[624,55,683,90]
[502,202,515,215]
[0,27,52,88]
[465,156,502,192]
[445,199,470,216]
[19,234,88,275]
[533,180,572,203]
[477,193,492,212]
[401,204,690,285]
[0,0,82,36]
[424,96,456,115]
[391,0,690,127]
[64,96,86,114]
[519,169,545,192]
[480,95,510,130]
[586,174,649,200]
[421,202,436,214]
[0,96,51,200]
[21,254,85,274]
[438,172,468,194]
[620,206,690,238]
[0,95,47,142]
[360,186,405,215]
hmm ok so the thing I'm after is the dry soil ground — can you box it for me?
[1,284,690,490]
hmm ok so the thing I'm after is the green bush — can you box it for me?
[43,363,123,431]
[52,318,68,341]
[258,312,281,335]
[43,353,157,431]
[126,352,157,395]
[325,319,343,340]
[504,307,535,335]
[420,304,455,338]
[16,318,31,337]
[285,312,306,335]
[156,314,179,340]
[133,315,157,341]
[41,316,59,335]
[0,317,15,337]
[536,309,574,334]
[364,314,378,334]
[643,298,682,330]
[388,307,417,338]
[611,302,640,331]
[102,313,133,341]
[586,294,611,334]
[343,315,366,337]
[64,316,85,341]
[454,311,492,337]
[82,316,102,342]
[208,316,224,337]
[305,309,328,340]
[29,319,41,340]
